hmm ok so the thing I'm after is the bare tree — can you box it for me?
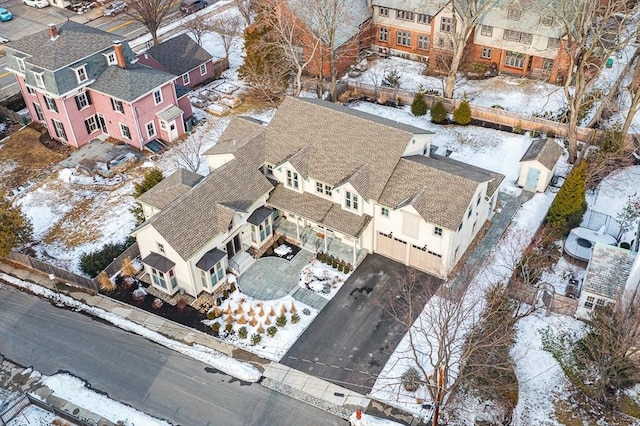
[210,12,244,59]
[622,50,640,140]
[235,0,255,26]
[182,14,211,46]
[127,0,178,46]
[551,0,639,163]
[441,0,499,99]
[168,122,222,173]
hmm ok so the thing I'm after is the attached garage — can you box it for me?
[376,232,407,263]
[409,244,442,274]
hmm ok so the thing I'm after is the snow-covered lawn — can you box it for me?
[298,259,351,300]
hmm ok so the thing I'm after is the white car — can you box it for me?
[22,0,50,8]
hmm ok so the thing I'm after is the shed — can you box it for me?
[517,139,564,192]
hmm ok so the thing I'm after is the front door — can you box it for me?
[168,120,178,141]
[97,113,108,134]
[526,168,540,191]
[226,234,241,258]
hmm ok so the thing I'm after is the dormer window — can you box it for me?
[73,65,88,84]
[315,181,332,196]
[105,51,117,65]
[286,170,299,189]
[345,191,359,211]
[33,71,45,89]
[507,7,521,21]
[16,57,25,73]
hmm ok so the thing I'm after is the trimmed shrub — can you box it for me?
[303,308,311,315]
[411,85,428,117]
[452,99,472,125]
[176,297,188,311]
[337,262,344,272]
[291,313,300,324]
[223,289,229,299]
[97,271,115,292]
[238,326,248,339]
[401,367,422,392]
[229,283,236,293]
[431,101,447,124]
[225,323,234,333]
[151,298,163,309]
[267,326,278,337]
[276,314,287,327]
[547,160,588,234]
[344,266,350,274]
[79,239,132,277]
[251,333,262,345]
[621,242,631,249]
[211,322,221,336]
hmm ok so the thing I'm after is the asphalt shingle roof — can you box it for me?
[371,0,446,15]
[138,168,203,210]
[90,63,176,102]
[520,138,564,171]
[583,243,636,300]
[6,21,122,70]
[203,116,266,156]
[143,33,213,75]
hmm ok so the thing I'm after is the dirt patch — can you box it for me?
[43,197,102,248]
[0,125,70,192]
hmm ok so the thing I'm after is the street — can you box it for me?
[0,284,345,425]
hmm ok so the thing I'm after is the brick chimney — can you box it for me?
[48,24,58,41]
[113,42,127,69]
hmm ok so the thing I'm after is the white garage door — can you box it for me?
[409,244,442,274]
[377,232,407,263]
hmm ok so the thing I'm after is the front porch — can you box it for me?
[274,218,368,267]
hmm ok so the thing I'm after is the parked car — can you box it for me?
[180,0,206,14]
[22,0,49,8]
[103,0,127,16]
[0,7,13,21]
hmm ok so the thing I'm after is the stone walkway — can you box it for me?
[238,250,313,300]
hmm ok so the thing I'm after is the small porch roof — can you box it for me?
[195,248,226,271]
[156,105,184,122]
[141,252,175,273]
[247,206,273,225]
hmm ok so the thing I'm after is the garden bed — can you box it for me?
[260,239,301,261]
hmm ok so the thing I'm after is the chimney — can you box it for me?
[113,41,126,69]
[48,24,58,41]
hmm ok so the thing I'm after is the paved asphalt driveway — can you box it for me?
[282,254,442,394]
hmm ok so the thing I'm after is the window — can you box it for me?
[505,51,525,68]
[543,59,554,71]
[476,196,481,206]
[16,57,25,73]
[521,32,533,45]
[182,73,190,86]
[51,119,67,140]
[481,47,492,59]
[315,182,332,196]
[467,207,472,218]
[84,115,98,134]
[157,242,165,253]
[440,17,452,33]
[111,98,124,113]
[345,191,359,210]
[378,6,388,17]
[200,63,207,76]
[458,222,463,231]
[381,207,389,217]
[397,31,412,47]
[503,29,522,42]
[584,295,595,309]
[33,103,45,121]
[396,10,414,21]
[33,72,45,89]
[417,14,431,24]
[507,7,521,20]
[596,298,606,308]
[286,170,299,189]
[547,37,560,49]
[437,37,444,47]
[540,15,553,26]
[75,92,91,110]
[207,261,225,286]
[151,267,167,289]
[120,123,131,140]
[106,51,117,65]
[153,89,162,105]
[74,65,88,83]
[480,25,493,37]
[44,96,58,112]
[26,86,36,95]
[434,226,443,236]
[418,35,430,50]
[146,121,156,138]
[379,27,388,42]
[159,120,167,130]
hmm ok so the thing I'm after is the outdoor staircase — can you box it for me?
[229,251,255,275]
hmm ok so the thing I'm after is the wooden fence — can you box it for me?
[5,251,98,292]
[102,242,140,278]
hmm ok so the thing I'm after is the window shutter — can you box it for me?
[75,95,81,110]
[84,119,91,135]
[86,91,92,105]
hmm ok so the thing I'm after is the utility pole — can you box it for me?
[432,363,445,426]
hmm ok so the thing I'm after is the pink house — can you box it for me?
[4,21,193,150]
[137,33,229,89]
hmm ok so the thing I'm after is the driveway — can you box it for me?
[281,254,442,394]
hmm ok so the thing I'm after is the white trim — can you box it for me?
[153,89,163,105]
[119,123,131,140]
[146,121,156,138]
[71,64,89,84]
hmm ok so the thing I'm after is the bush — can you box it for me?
[267,326,278,337]
[176,297,188,311]
[431,101,447,124]
[452,99,472,125]
[401,367,422,392]
[266,247,273,255]
[223,289,229,299]
[229,283,236,293]
[121,257,137,277]
[337,263,344,272]
[621,242,631,249]
[251,333,262,345]
[382,69,401,88]
[547,160,588,234]
[276,314,287,327]
[331,260,338,268]
[238,326,248,339]
[97,271,115,292]
[303,308,311,315]
[291,313,300,324]
[411,85,428,117]
[225,323,234,333]
[344,266,350,274]
[211,322,221,336]
[512,125,524,135]
[79,240,132,277]
[130,168,164,224]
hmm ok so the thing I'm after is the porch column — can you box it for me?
[324,227,328,252]
[353,238,357,266]
[295,216,300,241]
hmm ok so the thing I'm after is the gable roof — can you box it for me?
[583,243,636,300]
[371,0,447,15]
[6,21,122,70]
[203,116,266,156]
[138,168,204,210]
[378,155,503,230]
[90,63,176,102]
[143,33,213,76]
[520,138,564,170]
[263,97,432,201]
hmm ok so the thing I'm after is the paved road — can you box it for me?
[283,254,442,394]
[0,284,346,426]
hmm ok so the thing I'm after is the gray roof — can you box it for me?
[263,97,432,201]
[520,138,564,170]
[90,63,176,102]
[141,252,175,273]
[203,116,266,156]
[6,21,123,70]
[378,155,503,230]
[583,243,636,300]
[138,168,203,210]
[195,248,226,271]
[144,33,213,76]
[157,105,184,121]
[146,151,273,260]
[371,0,446,15]
[268,184,372,237]
[247,206,273,225]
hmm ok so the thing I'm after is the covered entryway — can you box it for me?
[376,231,407,264]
